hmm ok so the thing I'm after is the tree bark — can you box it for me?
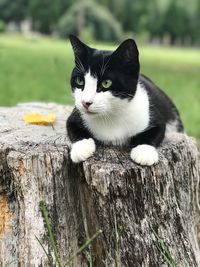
[0,102,199,267]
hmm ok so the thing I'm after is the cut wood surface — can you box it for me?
[0,102,200,267]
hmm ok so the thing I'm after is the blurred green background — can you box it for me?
[0,0,199,141]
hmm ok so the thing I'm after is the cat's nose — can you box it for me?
[81,100,92,110]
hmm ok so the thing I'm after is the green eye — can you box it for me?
[76,76,84,86]
[101,79,112,89]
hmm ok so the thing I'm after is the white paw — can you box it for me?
[130,145,158,166]
[71,138,96,163]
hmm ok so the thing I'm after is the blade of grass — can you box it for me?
[35,235,53,265]
[63,229,102,267]
[40,201,62,267]
[153,240,177,267]
[152,229,177,266]
[89,254,93,267]
[151,227,177,267]
[82,216,92,265]
[114,214,120,267]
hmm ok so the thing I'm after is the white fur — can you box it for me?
[80,82,150,145]
[165,119,183,141]
[71,138,96,163]
[82,70,98,103]
[130,145,158,166]
[165,120,179,134]
[74,69,98,113]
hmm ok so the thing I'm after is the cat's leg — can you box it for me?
[67,109,96,163]
[130,125,165,166]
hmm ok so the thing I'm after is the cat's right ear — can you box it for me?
[111,39,139,67]
[69,35,89,61]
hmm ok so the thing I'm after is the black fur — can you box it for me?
[67,35,183,149]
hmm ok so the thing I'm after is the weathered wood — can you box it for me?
[0,102,199,267]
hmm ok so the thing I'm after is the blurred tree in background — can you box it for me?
[58,1,123,42]
[0,0,28,23]
[0,0,199,45]
[28,0,74,33]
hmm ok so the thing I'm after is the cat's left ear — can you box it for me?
[111,39,139,65]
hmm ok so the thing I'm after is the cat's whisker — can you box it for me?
[76,62,84,74]
[76,57,84,71]
[75,63,83,72]
[75,55,85,73]
[73,62,83,75]
[100,54,105,77]
[75,68,83,75]
[90,107,105,114]
[101,57,111,77]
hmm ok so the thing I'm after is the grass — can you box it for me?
[38,201,102,266]
[151,227,177,267]
[38,202,178,266]
[112,213,122,267]
[0,33,199,141]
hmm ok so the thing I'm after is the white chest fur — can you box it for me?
[82,83,150,145]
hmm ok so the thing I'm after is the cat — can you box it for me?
[66,35,184,166]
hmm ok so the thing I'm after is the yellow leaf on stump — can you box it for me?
[22,113,56,126]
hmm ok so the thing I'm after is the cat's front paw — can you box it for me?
[130,144,158,166]
[70,138,96,163]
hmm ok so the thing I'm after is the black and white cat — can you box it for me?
[67,35,183,166]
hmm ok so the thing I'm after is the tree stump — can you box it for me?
[0,102,199,267]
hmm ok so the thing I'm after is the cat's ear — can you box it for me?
[69,34,89,61]
[111,39,139,65]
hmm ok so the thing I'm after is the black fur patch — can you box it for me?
[67,35,183,147]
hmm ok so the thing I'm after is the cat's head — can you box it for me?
[69,35,140,116]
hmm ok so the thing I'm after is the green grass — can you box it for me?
[151,227,177,267]
[0,33,199,141]
[38,201,102,266]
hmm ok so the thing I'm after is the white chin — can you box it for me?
[85,110,100,116]
[78,109,98,116]
[79,107,101,116]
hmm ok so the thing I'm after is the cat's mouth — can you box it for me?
[80,107,100,115]
[78,104,100,115]
[84,110,98,115]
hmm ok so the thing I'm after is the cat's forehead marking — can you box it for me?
[82,69,98,102]
[84,68,96,80]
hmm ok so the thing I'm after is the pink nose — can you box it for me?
[82,100,92,110]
